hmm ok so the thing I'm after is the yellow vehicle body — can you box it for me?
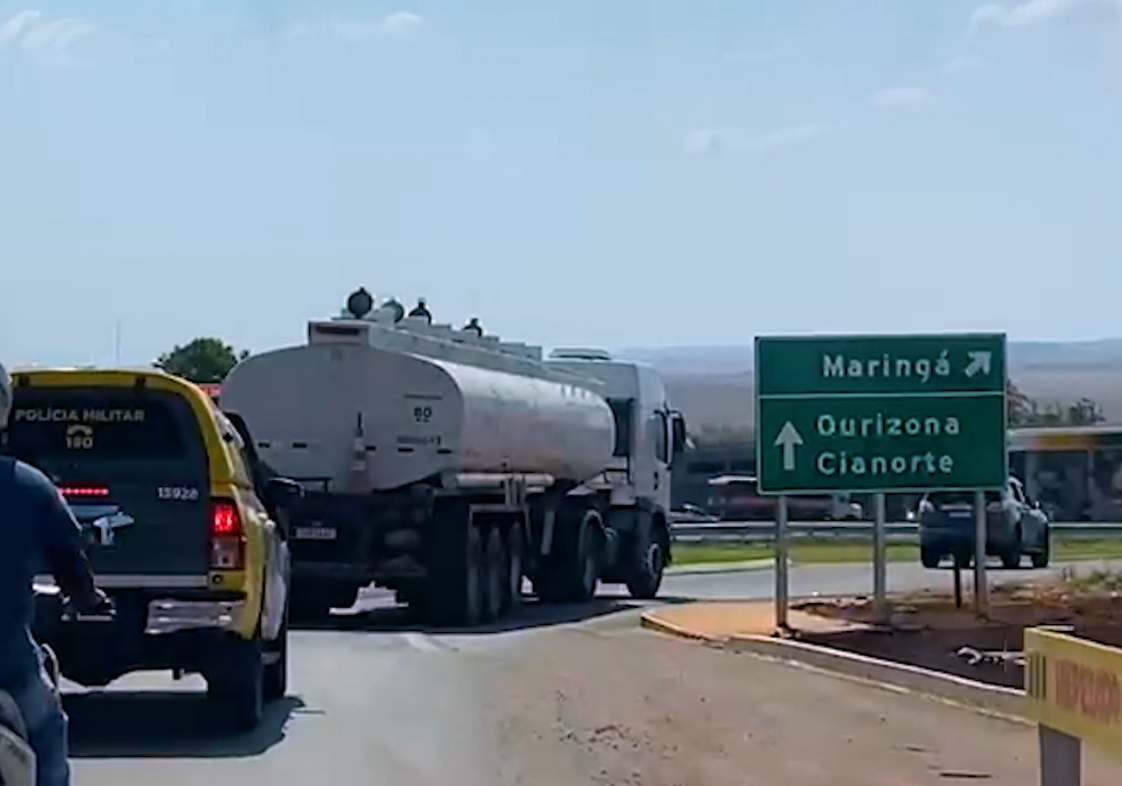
[9,367,291,729]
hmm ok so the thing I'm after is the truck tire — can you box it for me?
[427,509,485,627]
[626,515,667,600]
[209,634,265,732]
[482,526,506,623]
[536,508,601,604]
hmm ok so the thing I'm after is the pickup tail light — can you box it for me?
[209,498,244,570]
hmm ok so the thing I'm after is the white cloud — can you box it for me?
[969,0,1122,35]
[0,10,39,45]
[0,10,96,63]
[871,86,934,109]
[378,11,424,36]
[684,123,823,156]
[286,11,424,41]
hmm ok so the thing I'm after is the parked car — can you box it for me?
[917,476,1051,569]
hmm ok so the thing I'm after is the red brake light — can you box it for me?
[211,500,241,536]
[59,485,110,498]
[209,499,244,571]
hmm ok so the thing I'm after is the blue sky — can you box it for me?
[2,0,1121,367]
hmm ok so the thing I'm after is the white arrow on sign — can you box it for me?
[773,421,804,471]
[964,350,992,378]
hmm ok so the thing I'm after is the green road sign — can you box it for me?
[755,333,1008,495]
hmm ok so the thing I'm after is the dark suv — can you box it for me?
[918,476,1051,569]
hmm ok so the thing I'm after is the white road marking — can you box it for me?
[404,632,447,653]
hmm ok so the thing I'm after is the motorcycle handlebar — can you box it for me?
[59,595,117,623]
[32,584,117,622]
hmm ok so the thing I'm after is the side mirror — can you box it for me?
[670,411,688,456]
[266,477,304,507]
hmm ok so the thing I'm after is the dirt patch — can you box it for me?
[490,618,1122,785]
[792,569,1122,688]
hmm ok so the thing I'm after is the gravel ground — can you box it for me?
[490,617,1119,786]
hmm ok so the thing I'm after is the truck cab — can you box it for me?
[546,349,688,594]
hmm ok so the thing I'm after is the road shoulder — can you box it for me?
[490,622,1119,786]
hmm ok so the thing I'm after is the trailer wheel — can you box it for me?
[462,526,485,626]
[482,526,506,622]
[504,522,524,614]
[426,503,486,627]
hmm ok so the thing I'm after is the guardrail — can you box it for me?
[669,520,1122,544]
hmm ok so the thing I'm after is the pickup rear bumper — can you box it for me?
[31,583,249,688]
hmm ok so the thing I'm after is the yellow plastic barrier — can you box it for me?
[1025,626,1122,783]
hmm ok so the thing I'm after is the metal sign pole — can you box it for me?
[775,495,789,631]
[872,493,888,624]
[973,489,989,617]
[1039,726,1082,785]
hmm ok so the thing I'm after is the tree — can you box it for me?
[1006,380,1034,427]
[155,338,249,384]
[1006,379,1105,428]
[1067,397,1105,426]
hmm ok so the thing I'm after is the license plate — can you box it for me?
[948,511,971,519]
[294,526,338,541]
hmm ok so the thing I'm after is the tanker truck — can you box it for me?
[219,289,688,626]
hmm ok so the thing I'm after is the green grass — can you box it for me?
[671,538,1122,567]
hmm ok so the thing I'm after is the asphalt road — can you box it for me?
[65,557,1117,785]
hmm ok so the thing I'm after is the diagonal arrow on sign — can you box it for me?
[965,350,992,378]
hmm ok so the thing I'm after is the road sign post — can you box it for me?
[775,496,789,631]
[973,489,989,617]
[872,493,887,624]
[755,333,1007,630]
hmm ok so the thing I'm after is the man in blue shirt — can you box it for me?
[0,362,108,786]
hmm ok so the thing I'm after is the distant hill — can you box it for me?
[615,340,1122,433]
[619,339,1122,377]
